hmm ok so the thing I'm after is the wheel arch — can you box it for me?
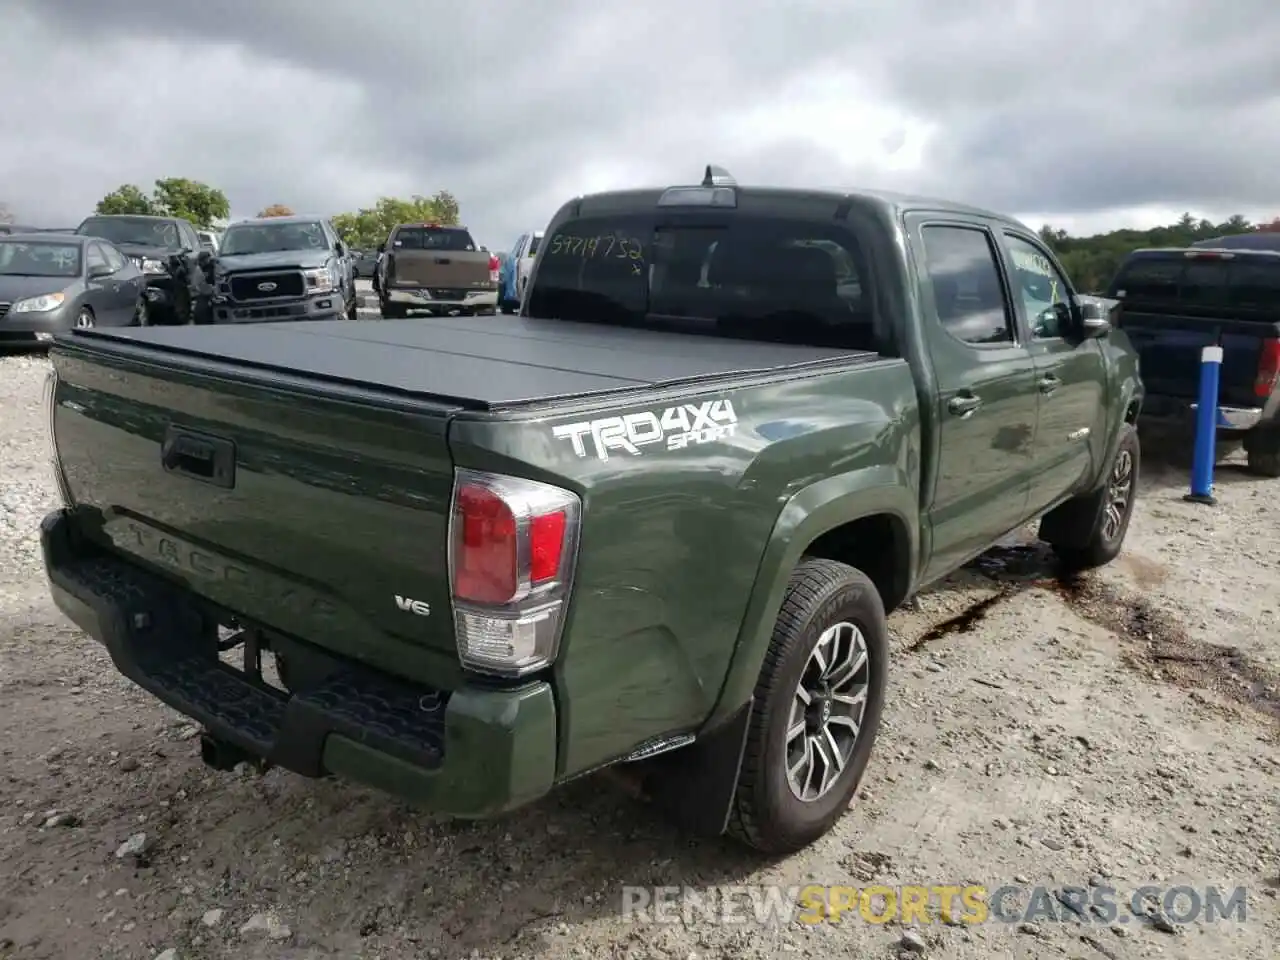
[703,466,918,732]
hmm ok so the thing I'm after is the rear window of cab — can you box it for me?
[525,213,881,352]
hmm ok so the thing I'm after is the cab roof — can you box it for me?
[550,163,1029,231]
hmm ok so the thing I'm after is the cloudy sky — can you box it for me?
[3,0,1278,247]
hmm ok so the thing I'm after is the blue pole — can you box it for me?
[1184,344,1223,505]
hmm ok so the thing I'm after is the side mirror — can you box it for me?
[196,250,214,269]
[87,263,113,279]
[335,241,346,257]
[376,243,384,253]
[1075,296,1119,338]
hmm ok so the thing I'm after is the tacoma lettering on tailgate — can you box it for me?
[552,398,738,461]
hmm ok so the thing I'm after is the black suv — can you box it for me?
[74,214,206,325]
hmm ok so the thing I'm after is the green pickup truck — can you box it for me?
[38,169,1143,854]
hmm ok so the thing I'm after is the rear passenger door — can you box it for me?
[908,217,1039,581]
[997,231,1107,516]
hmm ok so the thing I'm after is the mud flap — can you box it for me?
[632,698,753,837]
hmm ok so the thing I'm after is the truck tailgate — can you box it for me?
[1120,311,1280,405]
[391,249,491,289]
[48,340,464,675]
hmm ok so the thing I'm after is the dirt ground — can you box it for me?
[1,349,1277,960]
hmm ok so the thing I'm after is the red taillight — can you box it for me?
[1257,338,1280,398]
[449,470,580,676]
[453,484,518,604]
[529,511,567,583]
[488,253,500,284]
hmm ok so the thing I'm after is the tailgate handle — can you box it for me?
[161,426,236,489]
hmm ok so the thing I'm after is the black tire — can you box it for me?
[727,558,888,854]
[1044,423,1139,570]
[379,298,404,319]
[1244,431,1280,478]
[345,291,358,321]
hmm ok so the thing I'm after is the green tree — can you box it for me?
[330,192,461,249]
[152,178,230,229]
[1036,213,1271,293]
[95,184,157,216]
[94,179,230,227]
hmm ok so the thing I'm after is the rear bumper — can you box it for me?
[39,508,557,817]
[1138,392,1276,433]
[385,285,498,310]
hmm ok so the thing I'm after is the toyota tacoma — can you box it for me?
[39,167,1143,853]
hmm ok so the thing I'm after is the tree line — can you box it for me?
[1041,213,1280,292]
[85,183,462,250]
[6,183,1277,283]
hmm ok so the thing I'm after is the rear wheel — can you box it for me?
[727,558,887,854]
[379,298,405,319]
[1244,430,1280,478]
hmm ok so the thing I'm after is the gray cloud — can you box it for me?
[3,0,1279,246]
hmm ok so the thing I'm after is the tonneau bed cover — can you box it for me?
[65,316,867,411]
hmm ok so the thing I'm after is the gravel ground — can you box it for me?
[1,345,1278,960]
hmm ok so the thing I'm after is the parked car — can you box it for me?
[209,215,356,323]
[74,214,204,324]
[375,223,498,317]
[0,232,144,345]
[351,249,378,278]
[37,166,1141,854]
[1105,246,1280,475]
[498,229,543,313]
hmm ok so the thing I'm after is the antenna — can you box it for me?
[702,164,736,187]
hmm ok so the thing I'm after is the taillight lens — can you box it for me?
[488,254,500,284]
[1257,338,1280,398]
[449,469,580,676]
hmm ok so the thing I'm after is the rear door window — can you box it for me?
[526,214,880,352]
[526,234,542,256]
[393,227,476,251]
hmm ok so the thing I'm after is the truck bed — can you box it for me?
[70,316,865,410]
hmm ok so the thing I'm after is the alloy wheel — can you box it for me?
[785,621,870,802]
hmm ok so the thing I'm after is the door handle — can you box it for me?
[948,394,982,417]
[1038,375,1061,394]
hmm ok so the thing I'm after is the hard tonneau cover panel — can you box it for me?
[71,317,866,410]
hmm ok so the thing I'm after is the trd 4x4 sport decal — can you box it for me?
[552,398,738,462]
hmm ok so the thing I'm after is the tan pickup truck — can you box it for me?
[374,223,499,317]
